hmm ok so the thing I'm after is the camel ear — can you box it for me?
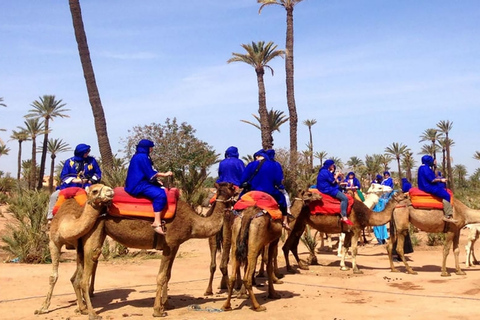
[85,186,90,193]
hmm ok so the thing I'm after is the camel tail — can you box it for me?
[235,209,256,265]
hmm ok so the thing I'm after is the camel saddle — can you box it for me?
[233,191,282,220]
[409,187,454,210]
[109,187,179,219]
[308,189,354,216]
[53,187,87,216]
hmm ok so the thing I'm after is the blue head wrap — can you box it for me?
[383,171,390,176]
[376,174,382,180]
[265,149,275,161]
[136,139,154,154]
[323,159,335,169]
[224,146,239,158]
[74,144,91,161]
[421,155,434,166]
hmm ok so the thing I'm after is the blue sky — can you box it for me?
[1,0,479,178]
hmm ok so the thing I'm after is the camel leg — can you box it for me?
[244,245,265,311]
[452,231,466,276]
[71,241,88,315]
[272,243,284,280]
[339,232,350,271]
[35,240,61,315]
[267,239,282,299]
[153,245,179,317]
[88,260,98,297]
[219,223,232,289]
[337,233,345,257]
[472,239,479,265]
[282,219,308,273]
[441,232,454,277]
[256,247,266,278]
[222,254,241,311]
[204,235,218,295]
[395,230,417,275]
[350,230,363,274]
[386,226,399,273]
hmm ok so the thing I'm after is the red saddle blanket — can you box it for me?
[409,187,454,210]
[53,187,88,216]
[109,187,179,219]
[308,189,354,215]
[233,191,282,220]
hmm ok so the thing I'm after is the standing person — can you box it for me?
[418,155,456,223]
[381,171,394,188]
[216,146,245,187]
[316,159,353,225]
[239,149,290,229]
[125,139,173,235]
[46,143,102,221]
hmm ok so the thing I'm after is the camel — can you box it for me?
[78,182,236,319]
[387,200,480,276]
[222,189,322,312]
[465,223,480,267]
[35,184,115,316]
[283,191,407,274]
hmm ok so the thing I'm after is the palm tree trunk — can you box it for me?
[256,69,272,149]
[396,158,402,181]
[31,138,37,190]
[49,155,55,193]
[308,127,313,172]
[37,118,49,189]
[446,137,453,191]
[17,141,22,180]
[69,0,114,170]
[285,6,298,182]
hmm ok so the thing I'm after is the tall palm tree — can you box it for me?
[228,41,285,149]
[68,0,114,170]
[303,119,317,171]
[329,156,344,171]
[346,156,364,173]
[418,144,438,157]
[240,108,289,140]
[437,120,454,191]
[258,0,304,176]
[453,164,467,188]
[47,138,70,193]
[314,150,328,167]
[364,154,383,182]
[24,118,45,189]
[401,151,416,182]
[10,129,30,180]
[385,142,409,181]
[379,154,393,173]
[26,95,70,189]
[419,128,441,162]
[0,144,10,157]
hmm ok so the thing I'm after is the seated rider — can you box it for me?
[381,171,394,188]
[418,155,457,223]
[46,143,101,221]
[344,171,361,191]
[216,146,245,187]
[125,139,173,235]
[316,159,353,225]
[239,149,290,230]
[265,149,292,216]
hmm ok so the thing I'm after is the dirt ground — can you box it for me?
[1,208,480,320]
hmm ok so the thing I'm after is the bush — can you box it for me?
[1,188,50,263]
[426,232,446,246]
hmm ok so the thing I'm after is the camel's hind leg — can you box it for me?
[393,229,416,274]
[282,219,307,273]
[267,239,282,299]
[452,231,466,276]
[71,240,88,315]
[35,240,61,315]
[339,232,350,271]
[204,235,218,296]
[441,231,455,277]
[243,245,265,311]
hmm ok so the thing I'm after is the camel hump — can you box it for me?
[233,191,282,220]
[409,187,454,209]
[109,187,179,219]
[53,187,87,216]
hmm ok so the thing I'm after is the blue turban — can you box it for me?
[73,143,91,161]
[421,155,434,167]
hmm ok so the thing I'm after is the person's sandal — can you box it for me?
[341,217,354,226]
[282,221,292,231]
[152,221,167,235]
[442,216,458,223]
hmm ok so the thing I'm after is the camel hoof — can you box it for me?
[275,273,284,279]
[88,313,102,320]
[353,270,363,275]
[153,311,167,317]
[273,279,284,284]
[34,309,47,315]
[222,306,232,312]
[391,268,400,273]
[441,272,451,277]
[456,270,466,276]
[340,266,350,271]
[406,269,418,275]
[254,305,267,312]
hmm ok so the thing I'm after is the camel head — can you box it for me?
[367,183,393,195]
[214,182,237,203]
[85,184,114,209]
[295,189,323,204]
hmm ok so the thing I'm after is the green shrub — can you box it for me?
[409,223,420,246]
[1,188,50,263]
[426,232,446,246]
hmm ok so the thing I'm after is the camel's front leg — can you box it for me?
[339,232,350,271]
[441,232,454,277]
[244,247,265,312]
[267,239,282,299]
[154,246,179,317]
[350,231,363,274]
[452,231,466,276]
[71,243,88,315]
[396,230,416,275]
[219,223,232,289]
[222,257,241,311]
[386,228,399,272]
[35,241,61,315]
[204,235,218,296]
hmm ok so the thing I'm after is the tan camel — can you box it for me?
[283,191,407,274]
[222,189,322,312]
[465,223,480,267]
[387,199,480,276]
[35,184,114,316]
[77,182,236,319]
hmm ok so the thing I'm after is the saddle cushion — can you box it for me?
[233,191,282,220]
[308,189,354,215]
[109,187,179,219]
[409,187,454,209]
[53,187,87,216]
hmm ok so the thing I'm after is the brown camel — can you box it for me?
[78,182,236,319]
[387,199,480,276]
[222,189,322,312]
[35,184,114,316]
[283,191,407,274]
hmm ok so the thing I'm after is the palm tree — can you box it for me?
[0,143,10,157]
[437,120,454,191]
[329,156,344,171]
[0,97,6,107]
[401,151,416,182]
[418,144,438,157]
[385,142,409,181]
[68,0,114,170]
[379,154,393,173]
[10,129,30,180]
[453,164,467,188]
[419,128,441,162]
[346,156,364,173]
[228,41,285,149]
[26,95,70,189]
[47,138,70,193]
[474,151,480,162]
[314,150,328,167]
[24,118,45,189]
[365,154,383,182]
[258,0,304,177]
[240,108,289,142]
[303,119,317,171]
